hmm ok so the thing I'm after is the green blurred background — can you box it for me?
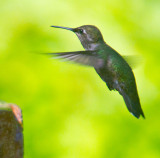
[0,0,160,157]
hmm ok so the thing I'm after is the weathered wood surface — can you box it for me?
[0,103,23,158]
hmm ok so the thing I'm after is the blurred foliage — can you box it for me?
[0,0,160,158]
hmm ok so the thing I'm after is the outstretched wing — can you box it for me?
[45,51,104,68]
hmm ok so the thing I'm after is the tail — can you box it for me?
[120,90,145,119]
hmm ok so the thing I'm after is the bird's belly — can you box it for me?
[94,67,115,90]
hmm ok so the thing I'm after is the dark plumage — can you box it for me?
[49,25,145,118]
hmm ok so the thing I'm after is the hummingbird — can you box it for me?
[48,25,145,119]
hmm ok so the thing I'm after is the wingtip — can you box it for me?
[130,112,145,119]
[139,109,145,119]
[141,113,145,119]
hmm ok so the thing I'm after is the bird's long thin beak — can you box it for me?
[50,25,74,32]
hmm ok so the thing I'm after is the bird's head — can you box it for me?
[51,25,104,50]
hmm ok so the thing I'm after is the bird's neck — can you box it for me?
[83,41,106,51]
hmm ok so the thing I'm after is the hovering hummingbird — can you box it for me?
[48,25,145,119]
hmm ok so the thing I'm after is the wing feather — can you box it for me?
[46,51,104,67]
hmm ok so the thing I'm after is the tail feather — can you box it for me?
[121,90,145,119]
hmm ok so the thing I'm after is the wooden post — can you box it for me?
[0,103,23,158]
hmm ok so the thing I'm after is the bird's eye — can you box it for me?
[79,29,84,34]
